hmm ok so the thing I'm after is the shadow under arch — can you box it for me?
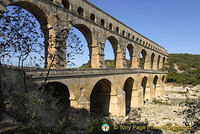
[153,75,159,88]
[141,76,150,103]
[90,78,111,115]
[126,44,134,68]
[153,75,159,98]
[140,49,147,69]
[62,0,69,9]
[162,75,165,82]
[162,57,166,68]
[44,82,70,109]
[157,55,161,69]
[151,53,155,69]
[123,77,134,115]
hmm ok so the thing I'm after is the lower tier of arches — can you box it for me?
[36,72,166,116]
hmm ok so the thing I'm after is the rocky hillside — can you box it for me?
[164,54,200,86]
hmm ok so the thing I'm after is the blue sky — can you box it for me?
[71,0,200,67]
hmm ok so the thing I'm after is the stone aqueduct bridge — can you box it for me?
[1,0,168,116]
[27,68,167,116]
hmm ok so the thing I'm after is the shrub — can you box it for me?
[179,98,200,133]
[152,99,171,105]
[0,67,70,133]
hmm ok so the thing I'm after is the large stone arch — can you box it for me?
[154,75,165,97]
[157,55,161,70]
[0,0,68,69]
[126,44,136,68]
[140,76,151,103]
[152,75,159,98]
[123,77,134,115]
[139,49,149,69]
[90,78,111,115]
[150,52,155,70]
[105,36,123,68]
[44,82,70,110]
[162,57,166,68]
[3,1,48,26]
[162,75,165,82]
[68,24,99,68]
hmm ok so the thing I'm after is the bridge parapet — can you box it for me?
[26,68,167,79]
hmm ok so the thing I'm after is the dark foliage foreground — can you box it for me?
[0,67,70,133]
[178,98,200,133]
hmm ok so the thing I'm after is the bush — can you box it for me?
[0,67,70,133]
[152,99,171,105]
[179,98,200,133]
[84,113,117,134]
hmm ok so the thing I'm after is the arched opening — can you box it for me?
[123,77,134,115]
[62,0,69,9]
[150,53,155,69]
[162,75,165,82]
[153,75,158,98]
[101,19,105,26]
[141,76,148,102]
[66,25,92,68]
[153,75,158,90]
[90,79,111,115]
[126,44,134,68]
[104,36,121,68]
[140,39,142,44]
[157,55,161,70]
[1,3,47,67]
[122,30,125,36]
[133,36,135,41]
[127,33,130,38]
[90,14,95,21]
[116,27,119,33]
[44,82,70,109]
[136,38,139,43]
[140,49,147,69]
[163,57,166,67]
[77,7,83,16]
[109,23,112,30]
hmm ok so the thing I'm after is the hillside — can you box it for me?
[80,54,200,85]
[79,60,131,69]
[164,54,200,85]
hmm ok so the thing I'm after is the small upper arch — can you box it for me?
[90,14,95,21]
[77,7,83,16]
[62,0,70,9]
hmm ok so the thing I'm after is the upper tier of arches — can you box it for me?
[0,0,168,69]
